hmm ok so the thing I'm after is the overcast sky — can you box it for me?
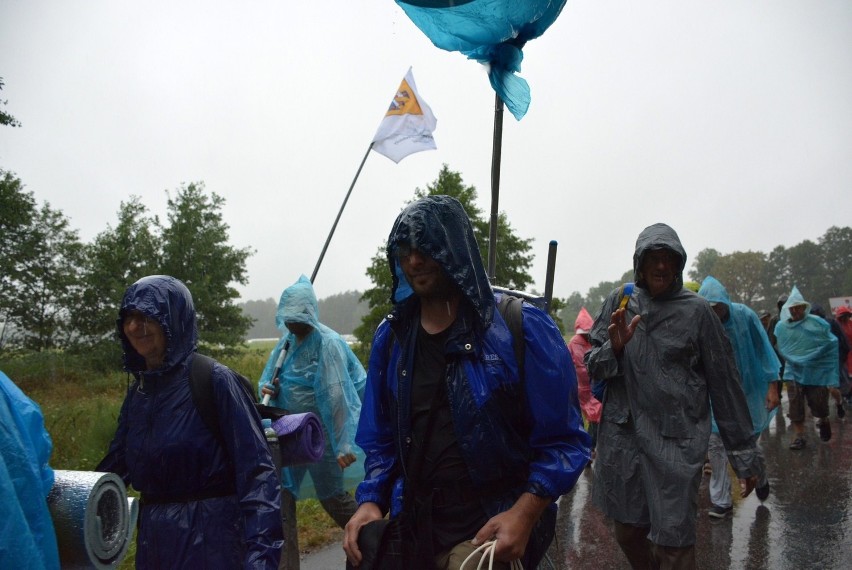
[2,1,851,306]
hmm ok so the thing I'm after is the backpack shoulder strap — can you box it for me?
[189,353,224,446]
[190,353,264,443]
[497,294,525,379]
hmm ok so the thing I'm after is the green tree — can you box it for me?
[354,165,535,355]
[819,226,852,299]
[6,202,84,350]
[0,171,37,348]
[73,197,162,343]
[785,240,825,304]
[584,270,633,316]
[558,291,585,336]
[763,245,791,310]
[160,182,254,349]
[413,166,534,291]
[688,248,721,283]
[0,78,21,128]
[711,251,767,306]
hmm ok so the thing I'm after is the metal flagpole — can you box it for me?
[488,93,504,281]
[310,142,374,283]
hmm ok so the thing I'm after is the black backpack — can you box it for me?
[189,353,286,464]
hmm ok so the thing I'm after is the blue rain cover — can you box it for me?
[0,371,60,570]
[396,0,568,120]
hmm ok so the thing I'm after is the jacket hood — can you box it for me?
[836,305,852,319]
[276,275,320,331]
[632,223,686,295]
[386,195,494,326]
[697,276,731,312]
[780,285,811,321]
[117,275,197,373]
[573,307,594,334]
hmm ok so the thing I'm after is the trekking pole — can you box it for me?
[261,341,290,406]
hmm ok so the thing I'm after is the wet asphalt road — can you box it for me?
[552,396,852,569]
[303,396,851,569]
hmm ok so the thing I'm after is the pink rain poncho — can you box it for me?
[567,307,602,423]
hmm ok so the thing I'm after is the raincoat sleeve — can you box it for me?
[0,371,61,570]
[212,364,283,568]
[696,306,761,479]
[520,307,591,498]
[313,336,364,457]
[585,290,624,383]
[354,322,399,512]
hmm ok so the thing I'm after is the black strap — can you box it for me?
[189,353,262,452]
[497,294,525,379]
[189,354,223,448]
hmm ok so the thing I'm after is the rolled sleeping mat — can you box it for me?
[47,470,138,569]
[272,412,326,466]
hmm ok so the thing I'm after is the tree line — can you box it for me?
[1,171,252,357]
[241,291,368,339]
[558,227,852,330]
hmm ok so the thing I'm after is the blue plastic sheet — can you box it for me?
[396,0,568,120]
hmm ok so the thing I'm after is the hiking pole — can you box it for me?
[261,341,290,406]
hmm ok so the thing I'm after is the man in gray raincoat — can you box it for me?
[585,223,762,569]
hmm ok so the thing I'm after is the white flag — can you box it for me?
[371,68,437,163]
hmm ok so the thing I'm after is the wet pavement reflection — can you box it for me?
[549,396,852,569]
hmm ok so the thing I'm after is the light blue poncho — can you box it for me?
[774,285,839,387]
[259,276,366,498]
[698,276,780,434]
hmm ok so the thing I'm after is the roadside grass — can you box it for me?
[1,343,341,568]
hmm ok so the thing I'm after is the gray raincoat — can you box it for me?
[585,223,760,548]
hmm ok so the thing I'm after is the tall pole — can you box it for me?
[310,143,373,283]
[544,240,558,312]
[488,93,504,281]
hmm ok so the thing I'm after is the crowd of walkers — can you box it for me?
[3,201,849,570]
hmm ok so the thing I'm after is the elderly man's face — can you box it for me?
[640,249,678,297]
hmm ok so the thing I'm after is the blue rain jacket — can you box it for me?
[396,0,567,120]
[0,370,60,570]
[98,276,283,569]
[355,195,590,521]
[259,275,366,499]
[586,224,760,548]
[774,285,839,387]
[698,276,780,435]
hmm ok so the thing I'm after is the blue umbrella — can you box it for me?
[397,1,568,280]
[396,0,567,120]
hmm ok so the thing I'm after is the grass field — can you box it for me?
[2,344,342,568]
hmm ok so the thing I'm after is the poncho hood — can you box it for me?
[276,275,321,331]
[780,285,811,322]
[697,276,731,312]
[633,223,686,296]
[573,307,594,334]
[386,195,494,327]
[117,275,198,373]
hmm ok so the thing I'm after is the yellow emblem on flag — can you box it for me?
[385,79,424,117]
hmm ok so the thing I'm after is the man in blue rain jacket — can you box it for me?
[343,195,590,570]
